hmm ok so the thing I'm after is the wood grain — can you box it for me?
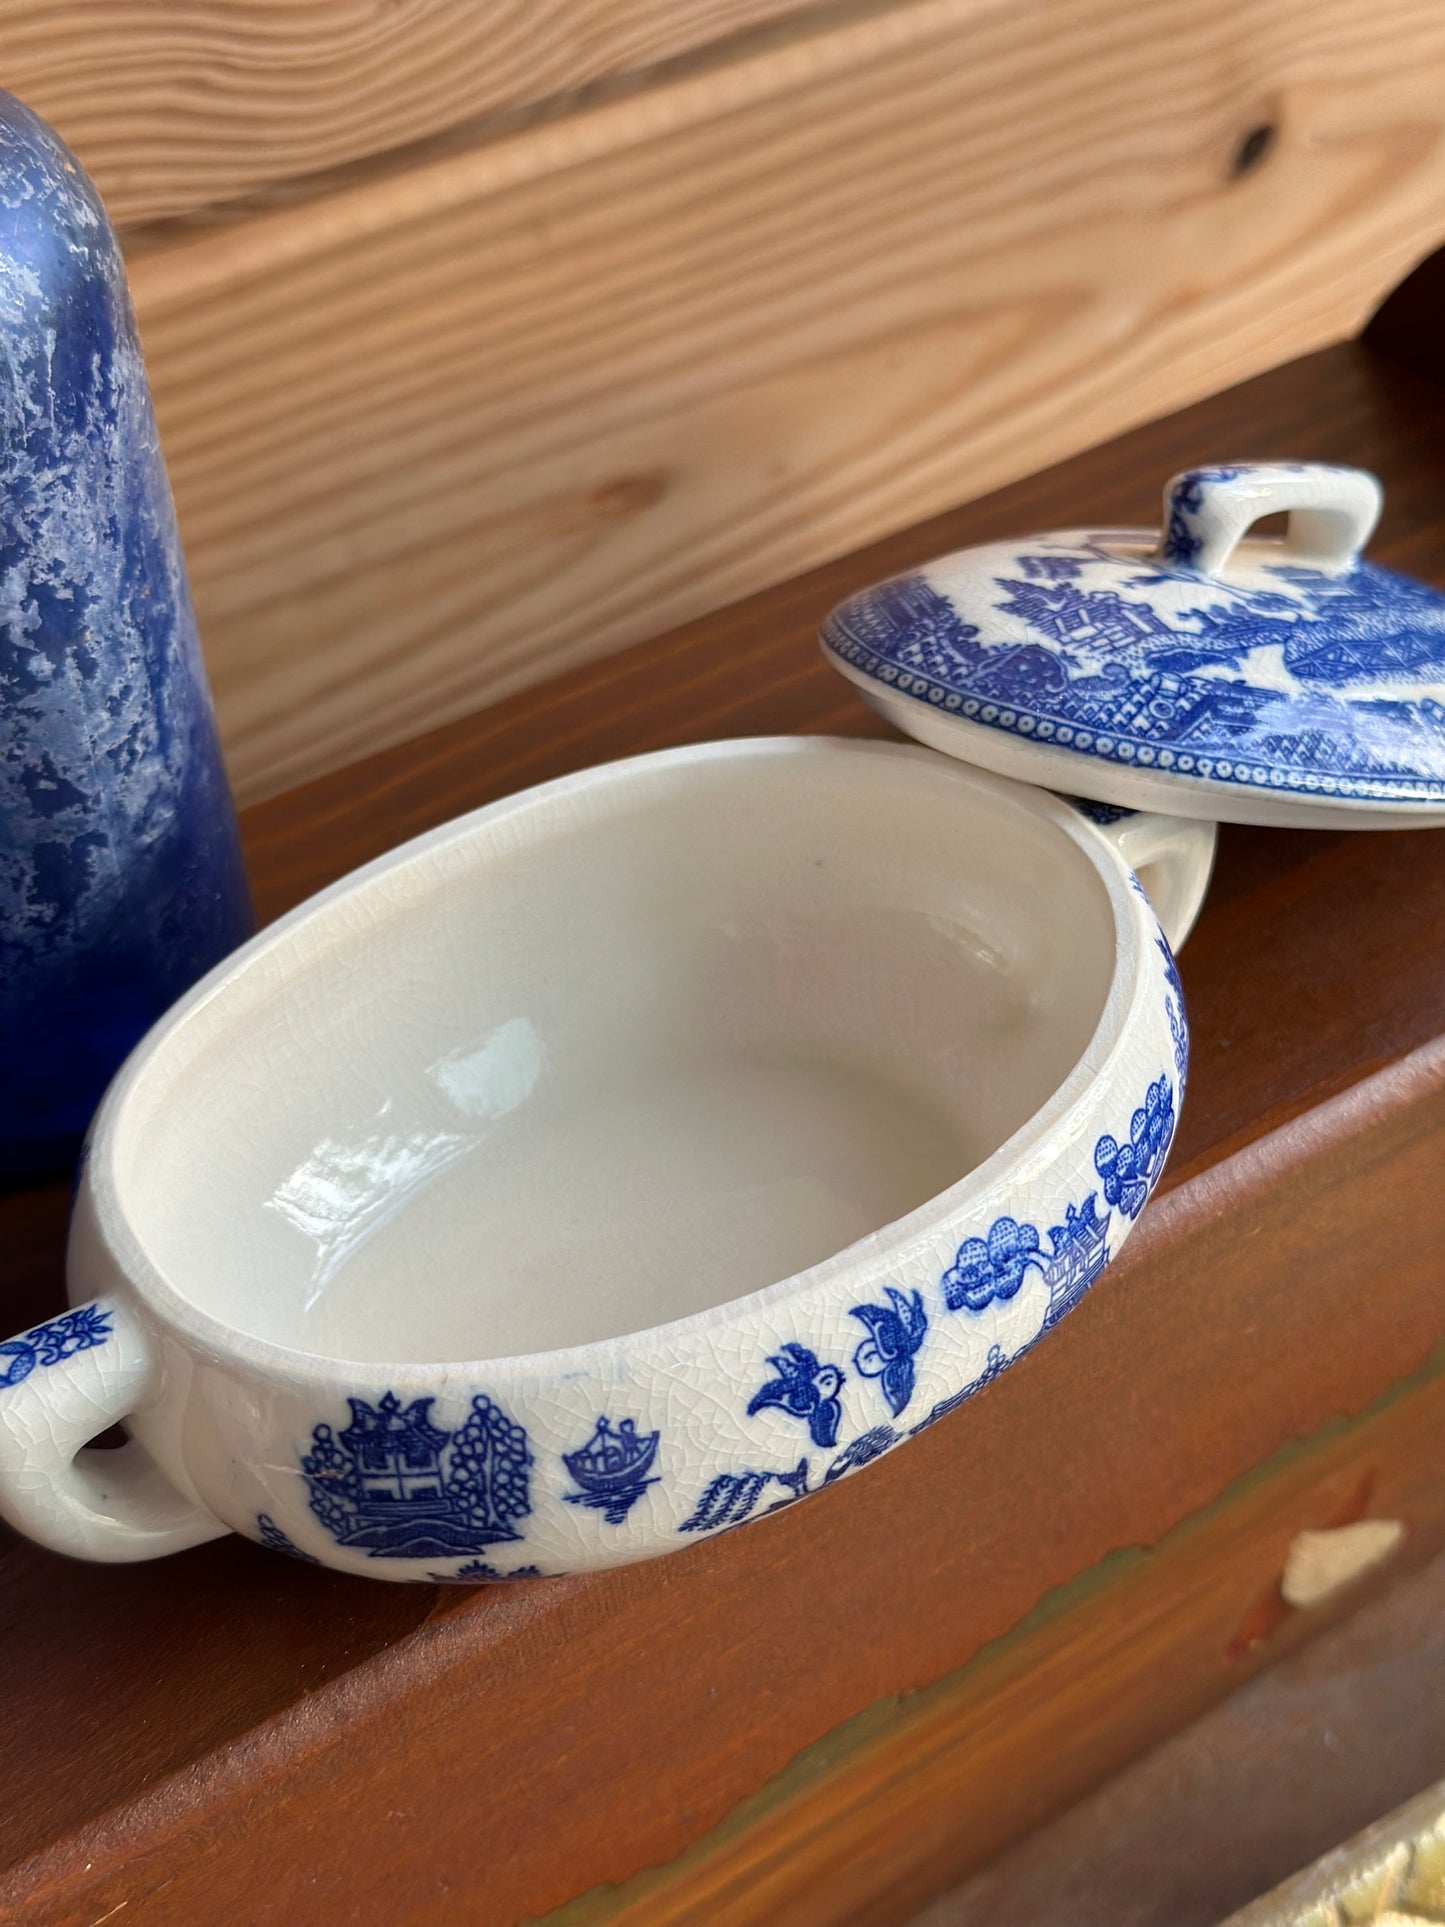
[112,0,1445,802]
[6,0,825,227]
[536,1361,1445,1927]
[2,341,1445,1926]
[6,1052,1445,1927]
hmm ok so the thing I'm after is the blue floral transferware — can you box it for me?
[822,463,1445,828]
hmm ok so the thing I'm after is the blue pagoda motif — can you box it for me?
[302,1390,531,1559]
[563,1416,661,1525]
[1040,1192,1110,1325]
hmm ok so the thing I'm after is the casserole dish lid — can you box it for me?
[821,463,1445,827]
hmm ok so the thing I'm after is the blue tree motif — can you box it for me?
[678,1459,813,1534]
[0,1303,112,1389]
[747,1342,845,1448]
[1094,1073,1176,1218]
[823,1425,900,1484]
[849,1287,928,1417]
[443,1395,533,1541]
[941,1215,1045,1312]
[679,1470,771,1533]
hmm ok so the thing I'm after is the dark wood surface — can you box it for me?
[3,338,1445,1925]
[535,1356,1445,1927]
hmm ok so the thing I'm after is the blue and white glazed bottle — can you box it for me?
[0,92,253,1186]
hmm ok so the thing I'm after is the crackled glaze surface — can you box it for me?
[0,93,251,1181]
[822,464,1445,827]
[0,740,1199,1579]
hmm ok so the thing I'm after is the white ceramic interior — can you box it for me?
[112,740,1117,1369]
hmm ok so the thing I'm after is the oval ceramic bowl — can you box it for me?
[0,739,1207,1580]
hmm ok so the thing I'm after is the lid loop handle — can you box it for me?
[1159,463,1382,577]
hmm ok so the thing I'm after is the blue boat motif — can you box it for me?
[563,1416,661,1525]
[302,1390,532,1559]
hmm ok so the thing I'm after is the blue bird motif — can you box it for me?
[849,1287,929,1417]
[747,1342,845,1448]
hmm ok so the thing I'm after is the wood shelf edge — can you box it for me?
[534,1353,1445,1927]
[6,1038,1445,1926]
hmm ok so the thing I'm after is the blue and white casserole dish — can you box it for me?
[2,461,1441,1583]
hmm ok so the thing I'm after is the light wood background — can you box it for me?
[12,0,1445,801]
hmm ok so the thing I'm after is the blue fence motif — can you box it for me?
[823,1425,901,1484]
[911,1341,1011,1434]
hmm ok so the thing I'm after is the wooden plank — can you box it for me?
[6,0,825,227]
[535,1359,1445,1927]
[2,340,1444,1925]
[6,1051,1445,1926]
[114,0,1445,803]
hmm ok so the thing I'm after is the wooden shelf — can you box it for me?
[4,339,1445,1926]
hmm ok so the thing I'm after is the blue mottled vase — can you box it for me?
[0,93,253,1187]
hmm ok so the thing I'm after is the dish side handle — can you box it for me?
[1075,807,1217,951]
[0,1295,226,1562]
